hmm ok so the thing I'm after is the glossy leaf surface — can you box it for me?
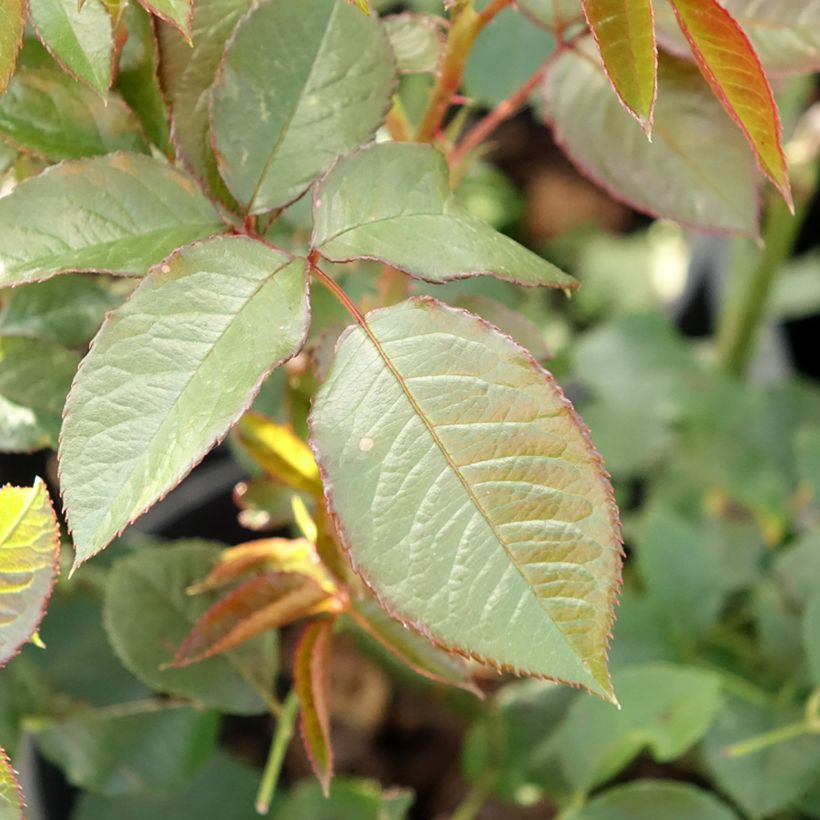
[28,0,113,96]
[668,0,791,206]
[312,143,576,289]
[0,749,22,820]
[0,0,25,94]
[544,44,758,234]
[0,153,223,286]
[211,0,395,213]
[582,0,656,130]
[0,479,59,665]
[295,619,334,795]
[310,298,621,698]
[104,541,278,714]
[60,237,309,566]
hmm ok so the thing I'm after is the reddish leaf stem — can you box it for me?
[308,251,368,327]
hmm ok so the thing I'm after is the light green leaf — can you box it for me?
[0,153,224,286]
[310,297,621,698]
[0,337,80,452]
[273,778,413,820]
[0,0,25,95]
[517,0,582,32]
[796,425,820,498]
[34,701,219,796]
[312,143,576,289]
[0,275,132,347]
[60,237,309,567]
[211,0,396,213]
[544,43,759,234]
[0,748,23,820]
[104,540,278,715]
[0,479,60,665]
[558,663,722,792]
[136,0,191,38]
[702,696,820,819]
[28,0,113,96]
[0,66,147,160]
[383,14,443,74]
[572,780,741,820]
[803,590,820,684]
[157,0,250,202]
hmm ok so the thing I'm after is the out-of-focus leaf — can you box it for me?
[104,541,278,715]
[173,572,338,665]
[0,153,223,286]
[769,255,820,321]
[558,663,722,792]
[0,748,23,820]
[312,143,576,289]
[0,275,132,348]
[348,597,479,694]
[0,337,79,452]
[0,66,147,159]
[383,14,442,74]
[34,701,219,797]
[667,0,791,207]
[28,0,113,96]
[0,479,59,665]
[211,0,395,214]
[136,0,191,39]
[773,533,820,608]
[294,619,334,795]
[517,0,582,32]
[233,479,309,532]
[544,44,759,234]
[803,590,820,684]
[582,0,656,130]
[571,780,741,820]
[0,0,25,95]
[59,237,309,566]
[272,778,413,820]
[310,297,621,699]
[607,589,677,671]
[236,413,322,496]
[702,696,820,819]
[796,425,820,501]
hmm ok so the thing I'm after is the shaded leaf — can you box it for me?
[544,43,759,234]
[582,0,656,130]
[295,619,334,795]
[0,337,79,452]
[383,14,443,74]
[136,0,191,39]
[211,0,396,213]
[803,590,820,685]
[172,571,338,665]
[0,748,23,820]
[312,143,576,289]
[0,153,223,286]
[104,541,278,714]
[60,237,309,566]
[349,597,479,694]
[667,0,791,207]
[0,0,25,95]
[236,412,323,496]
[34,701,219,797]
[272,778,413,820]
[0,66,147,160]
[0,479,59,665]
[310,297,621,698]
[558,663,722,792]
[28,0,113,96]
[572,780,740,820]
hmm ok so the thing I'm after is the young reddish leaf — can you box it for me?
[294,619,334,796]
[0,747,23,819]
[172,572,340,665]
[582,0,657,132]
[236,413,323,496]
[0,478,60,666]
[0,0,25,95]
[668,0,792,208]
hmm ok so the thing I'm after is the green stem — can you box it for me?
[725,719,808,758]
[255,690,299,814]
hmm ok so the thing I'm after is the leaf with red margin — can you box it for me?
[0,478,60,667]
[172,572,340,665]
[294,618,334,796]
[0,0,25,95]
[582,0,657,132]
[0,747,23,819]
[136,0,192,40]
[667,0,792,208]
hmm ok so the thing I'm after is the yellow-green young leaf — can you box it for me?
[0,748,23,820]
[582,0,656,132]
[311,143,577,289]
[294,619,334,796]
[668,0,792,208]
[347,0,369,13]
[0,0,25,95]
[237,412,323,496]
[28,0,113,97]
[59,237,310,568]
[0,479,60,665]
[310,298,622,700]
[172,572,339,665]
[136,0,191,38]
